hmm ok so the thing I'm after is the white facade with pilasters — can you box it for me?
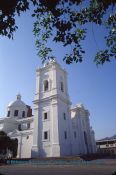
[31,60,96,157]
[0,60,96,158]
[31,60,72,157]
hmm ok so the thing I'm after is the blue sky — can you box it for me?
[0,9,116,140]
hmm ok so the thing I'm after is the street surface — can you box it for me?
[0,159,116,175]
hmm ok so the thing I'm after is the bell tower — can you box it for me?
[31,60,72,157]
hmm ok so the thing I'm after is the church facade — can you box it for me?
[0,60,96,158]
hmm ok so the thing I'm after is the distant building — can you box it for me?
[0,60,96,158]
[96,135,116,155]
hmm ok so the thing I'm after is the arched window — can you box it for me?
[22,111,25,118]
[14,110,18,117]
[63,113,66,120]
[44,80,49,91]
[84,131,87,145]
[7,110,10,117]
[84,131,89,153]
[64,131,67,139]
[61,82,64,92]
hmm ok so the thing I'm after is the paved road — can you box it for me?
[0,159,116,175]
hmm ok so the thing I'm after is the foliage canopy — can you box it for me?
[0,131,18,157]
[0,0,116,65]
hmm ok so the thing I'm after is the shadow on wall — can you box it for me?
[112,172,116,175]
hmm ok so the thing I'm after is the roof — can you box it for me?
[8,94,26,108]
[97,134,116,142]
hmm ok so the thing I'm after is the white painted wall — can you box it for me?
[71,105,96,155]
[1,60,96,158]
[32,60,72,157]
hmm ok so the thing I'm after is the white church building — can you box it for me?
[0,60,96,158]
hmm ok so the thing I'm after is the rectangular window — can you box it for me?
[14,110,18,116]
[7,111,10,117]
[22,111,25,118]
[64,131,67,139]
[61,82,64,92]
[44,131,48,140]
[18,124,21,131]
[74,131,77,138]
[63,113,66,120]
[44,80,49,91]
[27,123,30,129]
[44,112,48,120]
